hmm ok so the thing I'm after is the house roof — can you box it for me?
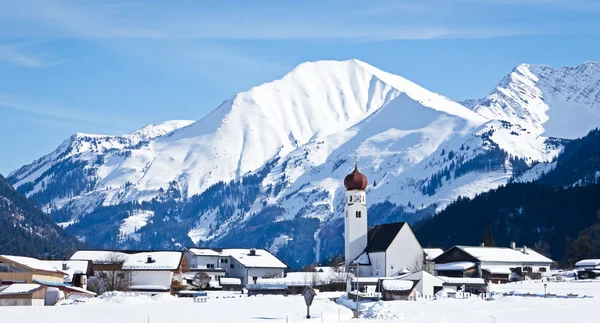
[71,250,184,270]
[456,246,553,264]
[70,250,129,264]
[186,248,287,269]
[381,279,414,292]
[219,278,242,286]
[0,284,44,296]
[399,270,445,285]
[43,260,91,281]
[575,259,600,267]
[423,248,444,261]
[364,222,406,253]
[435,261,477,271]
[122,252,183,270]
[0,255,65,274]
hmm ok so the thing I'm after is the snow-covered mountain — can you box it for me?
[9,59,597,267]
[464,62,600,139]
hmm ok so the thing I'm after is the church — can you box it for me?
[343,166,424,286]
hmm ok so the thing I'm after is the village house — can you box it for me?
[575,259,600,270]
[0,255,95,305]
[70,250,188,294]
[0,255,65,285]
[343,166,423,286]
[0,284,46,306]
[433,243,553,283]
[184,248,287,286]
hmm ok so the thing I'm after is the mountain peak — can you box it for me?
[469,61,600,139]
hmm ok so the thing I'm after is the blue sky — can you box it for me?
[1,0,600,176]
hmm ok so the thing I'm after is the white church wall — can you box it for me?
[344,190,368,266]
[368,252,385,277]
[385,225,423,276]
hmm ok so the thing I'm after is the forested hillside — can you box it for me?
[415,129,600,265]
[0,175,81,258]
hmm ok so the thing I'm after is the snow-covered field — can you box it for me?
[1,282,599,323]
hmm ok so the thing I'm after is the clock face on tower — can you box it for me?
[353,194,362,203]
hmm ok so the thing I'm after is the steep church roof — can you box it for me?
[364,222,406,253]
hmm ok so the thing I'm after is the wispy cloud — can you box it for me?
[0,44,66,68]
[3,0,597,42]
[0,93,132,133]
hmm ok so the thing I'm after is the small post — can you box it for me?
[544,283,547,298]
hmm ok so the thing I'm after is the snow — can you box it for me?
[219,278,241,285]
[129,285,169,291]
[458,246,553,264]
[0,255,64,273]
[2,282,600,322]
[122,251,183,270]
[435,261,477,271]
[70,250,129,264]
[575,259,600,267]
[381,279,414,291]
[118,210,154,242]
[470,62,600,139]
[0,284,41,295]
[423,248,444,261]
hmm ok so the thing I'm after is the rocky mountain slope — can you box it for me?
[464,62,600,139]
[7,60,599,267]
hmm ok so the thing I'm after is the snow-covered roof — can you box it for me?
[575,259,600,267]
[187,248,287,269]
[423,248,444,261]
[122,252,183,270]
[482,266,513,275]
[70,250,129,264]
[438,276,487,285]
[0,255,64,274]
[0,284,43,296]
[399,270,445,284]
[43,260,90,281]
[70,250,183,270]
[457,246,553,264]
[381,279,414,291]
[219,277,242,285]
[435,262,477,271]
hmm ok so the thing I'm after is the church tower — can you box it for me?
[343,165,368,271]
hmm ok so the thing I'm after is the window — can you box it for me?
[117,273,125,279]
[230,264,234,269]
[345,210,348,217]
[207,264,215,269]
[356,211,362,218]
[220,258,228,264]
[539,267,547,272]
[523,266,532,273]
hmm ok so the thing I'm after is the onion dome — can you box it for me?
[344,166,368,190]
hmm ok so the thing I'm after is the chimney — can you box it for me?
[511,241,516,249]
[521,245,528,254]
[249,249,256,256]
[146,255,153,263]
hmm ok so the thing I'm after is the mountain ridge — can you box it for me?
[6,59,599,267]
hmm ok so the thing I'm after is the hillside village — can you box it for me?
[2,167,598,310]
